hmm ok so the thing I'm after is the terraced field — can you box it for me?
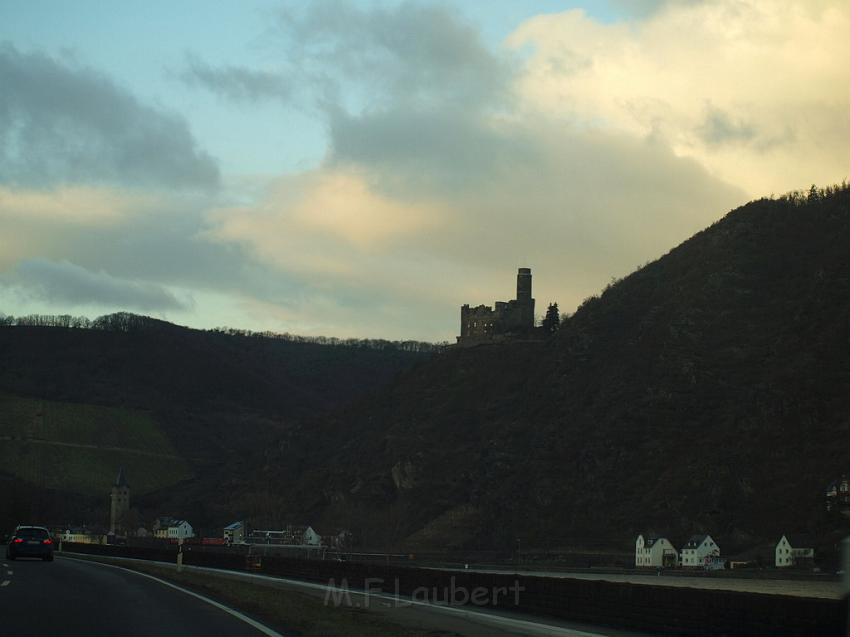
[0,392,192,495]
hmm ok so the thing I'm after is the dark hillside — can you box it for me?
[295,186,850,555]
[0,320,433,529]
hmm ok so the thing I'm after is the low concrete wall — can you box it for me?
[63,543,846,636]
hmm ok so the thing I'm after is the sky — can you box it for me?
[1,0,848,341]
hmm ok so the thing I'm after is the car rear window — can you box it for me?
[16,528,49,540]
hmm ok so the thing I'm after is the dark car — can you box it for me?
[6,526,54,561]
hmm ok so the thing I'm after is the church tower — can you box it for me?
[109,467,130,536]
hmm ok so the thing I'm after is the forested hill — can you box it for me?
[0,314,437,428]
[290,185,850,554]
[0,315,436,530]
[4,185,850,556]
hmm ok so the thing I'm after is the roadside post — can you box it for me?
[177,537,184,573]
[842,536,850,636]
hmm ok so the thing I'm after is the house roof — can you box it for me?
[644,536,666,548]
[224,521,244,530]
[683,535,711,548]
[636,534,674,549]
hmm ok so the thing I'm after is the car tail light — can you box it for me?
[13,538,23,543]
[43,539,53,545]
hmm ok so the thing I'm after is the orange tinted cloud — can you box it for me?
[509,0,850,195]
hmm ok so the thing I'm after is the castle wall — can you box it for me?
[457,268,535,344]
[460,304,498,339]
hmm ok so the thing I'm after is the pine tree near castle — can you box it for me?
[542,302,560,335]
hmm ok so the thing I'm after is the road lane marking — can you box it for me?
[1,580,9,587]
[62,557,286,637]
[6,570,12,575]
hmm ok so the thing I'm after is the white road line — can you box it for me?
[62,557,285,637]
[1,580,9,587]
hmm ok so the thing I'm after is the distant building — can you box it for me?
[825,475,850,513]
[775,535,814,568]
[315,528,353,549]
[292,525,321,546]
[635,534,678,568]
[681,534,720,567]
[152,517,194,540]
[457,268,535,345]
[109,467,130,536]
[59,528,106,545]
[166,520,194,540]
[153,516,176,538]
[224,521,246,545]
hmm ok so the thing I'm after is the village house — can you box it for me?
[152,517,194,540]
[316,528,353,549]
[59,527,106,545]
[152,516,175,538]
[291,525,321,546]
[166,520,194,539]
[634,534,678,568]
[775,535,815,568]
[681,535,720,567]
[223,521,246,545]
[825,475,850,513]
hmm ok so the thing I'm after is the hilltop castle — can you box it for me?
[457,268,535,345]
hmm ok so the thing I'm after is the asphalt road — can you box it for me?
[0,555,283,637]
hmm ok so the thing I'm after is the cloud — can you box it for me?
[278,0,510,109]
[0,42,219,189]
[179,54,292,103]
[6,1,843,341]
[5,259,189,311]
[508,0,850,195]
[0,184,147,225]
[195,0,750,339]
[605,0,703,18]
[697,106,757,146]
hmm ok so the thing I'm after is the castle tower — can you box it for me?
[516,267,532,303]
[109,467,130,536]
[516,267,535,328]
